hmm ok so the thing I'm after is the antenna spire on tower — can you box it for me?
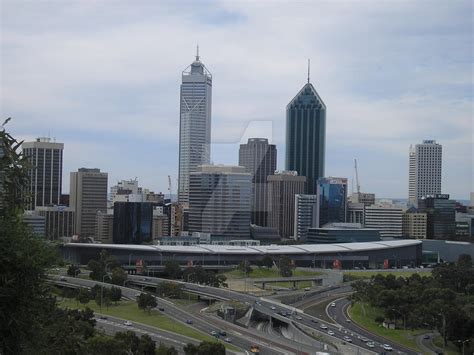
[196,44,200,61]
[307,58,310,84]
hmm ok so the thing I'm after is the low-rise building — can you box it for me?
[365,204,403,238]
[306,223,381,244]
[402,208,427,239]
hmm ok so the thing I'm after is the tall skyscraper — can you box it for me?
[267,171,306,238]
[408,140,442,207]
[188,165,251,238]
[286,67,326,195]
[178,48,212,206]
[70,168,108,238]
[22,137,64,209]
[239,138,277,226]
[316,177,348,227]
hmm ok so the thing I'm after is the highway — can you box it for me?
[126,275,378,354]
[54,276,301,355]
[328,297,418,355]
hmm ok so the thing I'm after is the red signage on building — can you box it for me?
[332,259,341,269]
[383,259,389,269]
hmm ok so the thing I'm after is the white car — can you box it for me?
[343,336,352,343]
[366,342,375,348]
[328,330,335,336]
[270,306,276,310]
[330,302,336,307]
[320,324,328,330]
[123,321,132,326]
[383,344,393,351]
[295,316,302,320]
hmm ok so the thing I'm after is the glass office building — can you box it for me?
[113,202,153,244]
[418,194,456,239]
[317,177,347,227]
[286,82,326,195]
[178,49,212,206]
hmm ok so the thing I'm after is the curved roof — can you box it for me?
[65,239,421,255]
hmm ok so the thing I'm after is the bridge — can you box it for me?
[252,276,324,289]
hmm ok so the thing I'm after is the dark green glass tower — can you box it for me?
[285,81,326,195]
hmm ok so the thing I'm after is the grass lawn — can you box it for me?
[344,270,432,280]
[349,302,426,353]
[58,298,239,351]
[432,335,461,355]
[225,267,321,279]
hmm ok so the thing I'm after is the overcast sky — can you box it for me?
[1,0,472,200]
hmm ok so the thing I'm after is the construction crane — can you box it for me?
[354,158,361,194]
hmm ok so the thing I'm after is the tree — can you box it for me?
[85,335,127,355]
[95,288,112,309]
[278,256,293,277]
[111,266,128,285]
[114,331,140,354]
[88,259,106,281]
[164,260,182,279]
[67,264,81,277]
[138,334,157,355]
[157,281,183,298]
[156,343,178,355]
[261,255,274,269]
[77,288,91,306]
[137,293,157,313]
[239,260,253,275]
[184,341,225,355]
[110,286,122,304]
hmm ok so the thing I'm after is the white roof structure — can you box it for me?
[65,239,421,255]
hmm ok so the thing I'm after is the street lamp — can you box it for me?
[100,262,113,311]
[457,339,470,355]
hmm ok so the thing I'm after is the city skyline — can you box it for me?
[2,1,471,199]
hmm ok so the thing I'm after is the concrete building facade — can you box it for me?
[36,205,75,240]
[95,209,113,243]
[22,137,64,210]
[267,171,306,238]
[409,140,442,207]
[402,209,427,239]
[294,194,318,240]
[70,168,108,238]
[239,138,277,227]
[365,204,403,238]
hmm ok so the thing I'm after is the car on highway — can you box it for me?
[270,306,276,310]
[158,307,165,311]
[320,324,328,330]
[382,344,393,351]
[330,302,336,307]
[186,319,193,324]
[345,319,351,323]
[311,319,318,323]
[219,330,227,336]
[343,336,352,342]
[123,321,132,326]
[210,330,217,336]
[295,316,302,320]
[327,330,335,336]
[304,287,311,291]
[360,336,369,342]
[423,334,430,340]
[366,342,375,348]
[224,337,232,343]
[59,276,67,281]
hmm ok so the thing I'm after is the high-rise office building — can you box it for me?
[188,165,251,238]
[267,171,306,238]
[70,168,108,238]
[294,194,318,240]
[36,205,75,240]
[316,177,348,227]
[408,140,442,207]
[113,202,153,244]
[239,138,277,226]
[365,204,403,238]
[22,137,64,209]
[178,49,212,206]
[96,209,113,243]
[418,194,456,239]
[286,74,326,195]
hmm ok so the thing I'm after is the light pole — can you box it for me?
[100,262,113,311]
[457,339,469,355]
[391,308,406,330]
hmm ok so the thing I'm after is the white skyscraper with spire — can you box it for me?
[178,48,212,205]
